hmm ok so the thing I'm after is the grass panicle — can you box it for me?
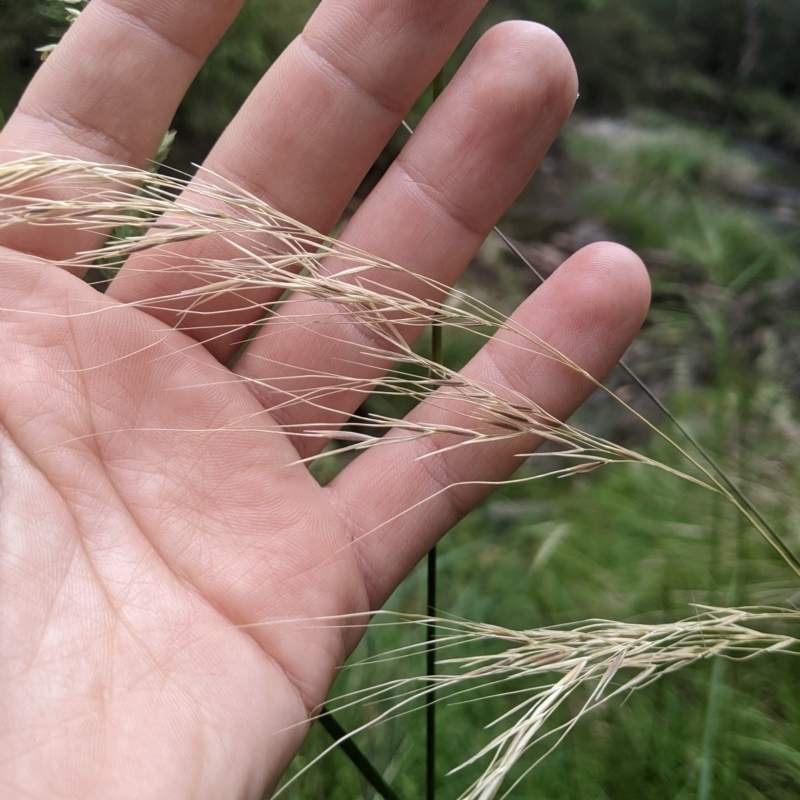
[2,153,799,798]
[272,606,800,800]
[3,154,795,572]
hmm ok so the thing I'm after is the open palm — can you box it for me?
[0,1,649,798]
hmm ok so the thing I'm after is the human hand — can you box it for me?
[0,1,649,797]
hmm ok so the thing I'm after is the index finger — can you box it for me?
[0,0,245,261]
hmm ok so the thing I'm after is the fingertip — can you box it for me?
[475,20,579,123]
[530,241,651,379]
[577,241,652,333]
[411,19,578,228]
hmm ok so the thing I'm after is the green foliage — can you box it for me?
[0,1,51,120]
[286,438,800,798]
[171,0,318,164]
[735,88,800,152]
[567,115,800,288]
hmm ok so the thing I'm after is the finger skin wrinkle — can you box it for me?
[240,312,406,445]
[13,0,211,168]
[10,107,142,173]
[297,29,409,121]
[301,0,483,116]
[406,435,476,527]
[395,158,489,240]
[334,434,468,611]
[0,235,72,268]
[326,485,382,620]
[95,0,210,66]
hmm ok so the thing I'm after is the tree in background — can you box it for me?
[495,0,800,151]
[2,1,799,158]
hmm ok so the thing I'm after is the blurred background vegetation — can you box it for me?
[3,0,800,159]
[2,1,800,798]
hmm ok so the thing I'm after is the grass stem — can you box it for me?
[319,707,404,800]
[426,66,446,800]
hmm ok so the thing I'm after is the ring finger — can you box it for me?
[232,22,579,457]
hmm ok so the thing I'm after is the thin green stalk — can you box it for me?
[319,707,404,800]
[426,300,443,800]
[425,546,437,800]
[697,657,727,800]
[426,66,446,800]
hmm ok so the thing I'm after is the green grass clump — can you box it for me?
[566,115,800,293]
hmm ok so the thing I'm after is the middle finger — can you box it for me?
[108,0,489,359]
[233,22,579,458]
